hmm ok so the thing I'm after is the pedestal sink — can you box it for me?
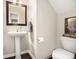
[8,31,27,59]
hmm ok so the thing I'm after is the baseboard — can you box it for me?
[3,50,35,59]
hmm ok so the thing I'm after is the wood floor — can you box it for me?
[48,57,52,59]
[5,53,32,59]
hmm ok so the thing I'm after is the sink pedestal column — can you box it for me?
[15,36,21,59]
[8,31,27,59]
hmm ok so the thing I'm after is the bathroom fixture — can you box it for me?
[8,31,27,59]
[13,0,22,3]
[52,36,76,59]
[8,31,27,36]
[6,1,27,26]
[38,37,44,43]
[53,49,74,59]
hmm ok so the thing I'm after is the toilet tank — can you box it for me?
[60,37,76,53]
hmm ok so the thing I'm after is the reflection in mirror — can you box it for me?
[10,12,19,24]
[6,1,27,26]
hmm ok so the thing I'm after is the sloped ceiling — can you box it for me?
[48,0,76,14]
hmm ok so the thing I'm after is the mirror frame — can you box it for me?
[6,1,27,26]
[63,16,76,38]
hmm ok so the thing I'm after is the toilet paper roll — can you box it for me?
[38,37,44,43]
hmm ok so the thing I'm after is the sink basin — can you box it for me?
[8,31,27,37]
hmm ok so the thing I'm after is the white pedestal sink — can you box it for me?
[8,31,27,59]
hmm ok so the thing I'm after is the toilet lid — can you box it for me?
[53,49,74,59]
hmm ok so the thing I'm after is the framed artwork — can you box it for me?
[6,1,27,26]
[63,16,76,38]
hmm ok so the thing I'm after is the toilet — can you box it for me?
[52,37,76,59]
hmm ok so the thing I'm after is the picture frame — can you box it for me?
[63,16,76,38]
[6,1,27,26]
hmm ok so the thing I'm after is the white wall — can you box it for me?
[57,9,76,48]
[36,0,57,59]
[48,0,76,14]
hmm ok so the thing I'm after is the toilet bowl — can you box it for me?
[52,37,76,59]
[53,48,74,59]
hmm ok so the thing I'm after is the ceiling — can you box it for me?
[48,0,76,14]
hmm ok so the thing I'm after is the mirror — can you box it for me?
[6,1,27,26]
[63,16,76,38]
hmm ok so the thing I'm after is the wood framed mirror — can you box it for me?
[6,1,27,26]
[63,16,76,38]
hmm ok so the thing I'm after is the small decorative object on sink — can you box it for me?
[6,1,27,26]
[63,16,76,38]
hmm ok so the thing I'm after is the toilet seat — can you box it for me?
[52,48,74,59]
